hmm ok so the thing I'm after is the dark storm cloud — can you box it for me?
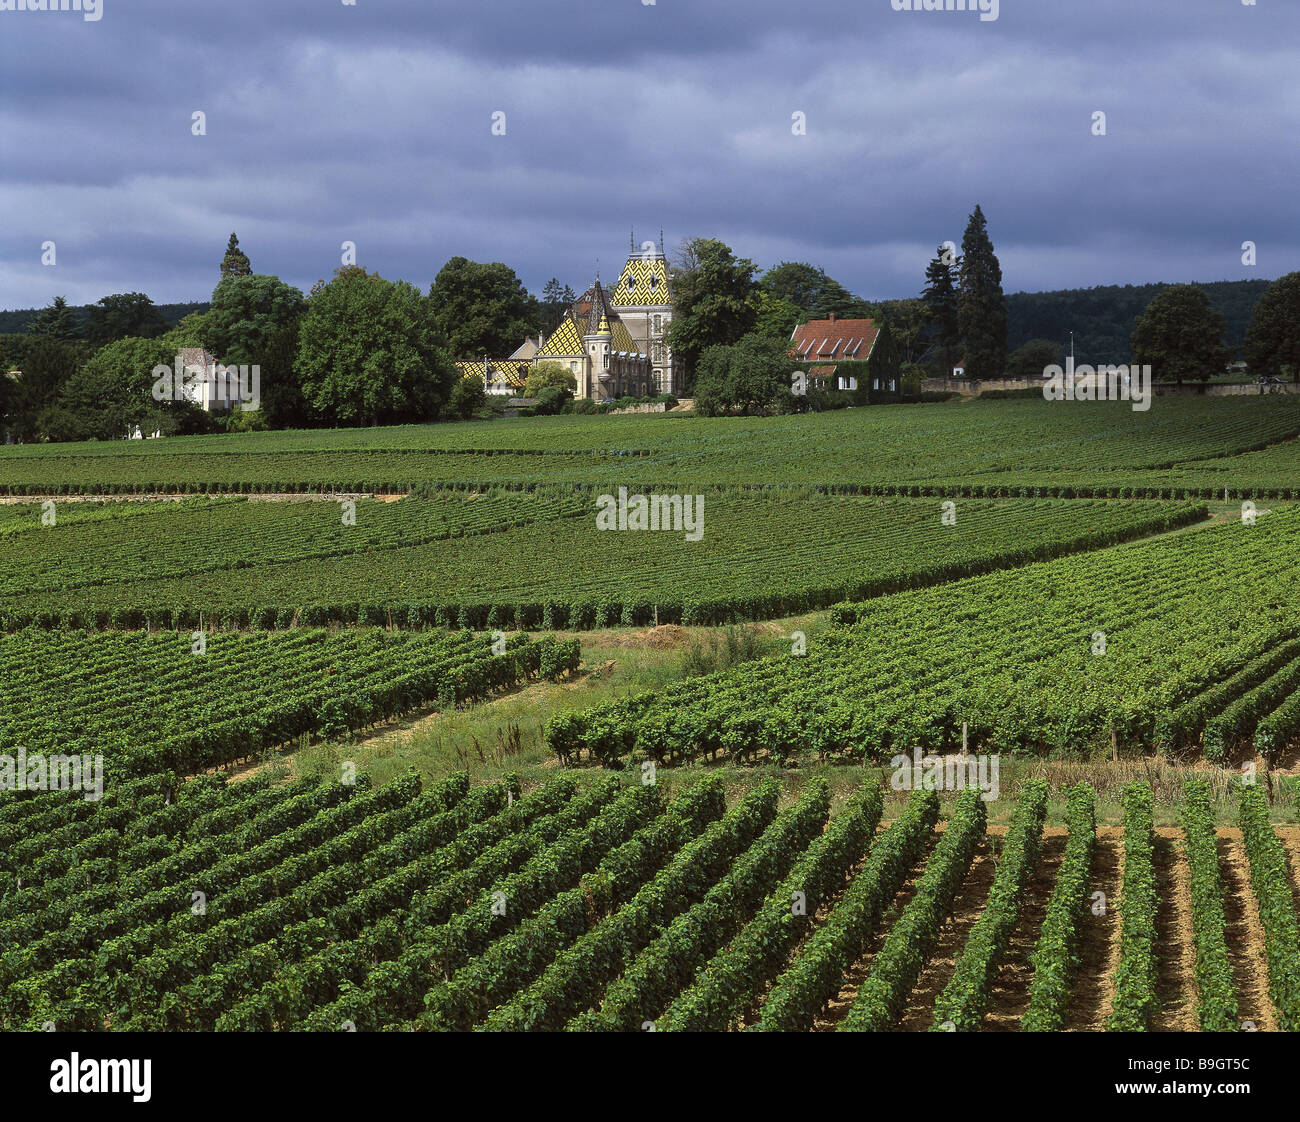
[0,0,1296,311]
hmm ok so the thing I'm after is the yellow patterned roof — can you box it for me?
[610,319,640,354]
[537,316,584,357]
[612,253,671,307]
[535,279,648,361]
[455,358,529,388]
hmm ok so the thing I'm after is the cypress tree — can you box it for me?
[921,246,960,376]
[220,233,252,279]
[957,205,1007,380]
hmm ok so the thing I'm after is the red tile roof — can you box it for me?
[789,318,879,363]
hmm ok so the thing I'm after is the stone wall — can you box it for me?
[920,377,1300,398]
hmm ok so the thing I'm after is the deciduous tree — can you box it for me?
[1132,284,1228,384]
[297,266,457,426]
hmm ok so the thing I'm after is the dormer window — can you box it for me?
[649,276,659,291]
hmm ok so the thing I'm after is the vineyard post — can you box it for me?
[1111,729,1118,762]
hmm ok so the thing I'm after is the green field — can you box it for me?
[551,505,1300,767]
[3,396,1299,496]
[0,493,1204,628]
[3,395,1299,1035]
[3,769,1296,1033]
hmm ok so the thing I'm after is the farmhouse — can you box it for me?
[790,315,883,391]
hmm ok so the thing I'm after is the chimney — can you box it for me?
[828,313,837,323]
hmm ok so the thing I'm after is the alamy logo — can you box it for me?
[891,0,999,22]
[595,487,704,542]
[0,0,102,20]
[1043,356,1152,413]
[0,748,104,801]
[50,1054,150,1103]
[890,747,1001,802]
[152,356,260,412]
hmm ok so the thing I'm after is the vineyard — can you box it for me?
[549,506,1300,765]
[1,396,1299,497]
[0,394,1297,1037]
[0,494,1205,630]
[1,773,1296,1033]
[0,628,579,774]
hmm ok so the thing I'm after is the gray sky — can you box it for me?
[1,0,1295,310]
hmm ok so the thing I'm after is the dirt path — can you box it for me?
[1151,829,1198,1031]
[1216,832,1277,1032]
[895,836,998,1032]
[983,829,1067,1031]
[813,829,938,1032]
[1066,827,1123,1031]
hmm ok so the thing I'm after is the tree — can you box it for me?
[1244,272,1300,382]
[53,336,205,442]
[692,334,793,417]
[428,257,541,358]
[874,298,928,365]
[760,262,866,319]
[666,237,759,392]
[532,385,573,416]
[6,337,81,442]
[163,312,210,350]
[956,206,1008,380]
[28,296,81,341]
[1131,284,1228,384]
[922,246,960,376]
[447,373,487,420]
[204,274,309,426]
[220,233,252,280]
[85,293,168,346]
[1005,338,1062,380]
[296,266,457,426]
[523,361,577,398]
[540,279,577,333]
[750,290,804,341]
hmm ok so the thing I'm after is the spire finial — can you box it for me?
[596,257,600,282]
[630,228,635,253]
[659,228,665,255]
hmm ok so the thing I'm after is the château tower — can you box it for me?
[610,236,675,394]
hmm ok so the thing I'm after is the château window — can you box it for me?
[652,314,661,332]
[603,354,610,369]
